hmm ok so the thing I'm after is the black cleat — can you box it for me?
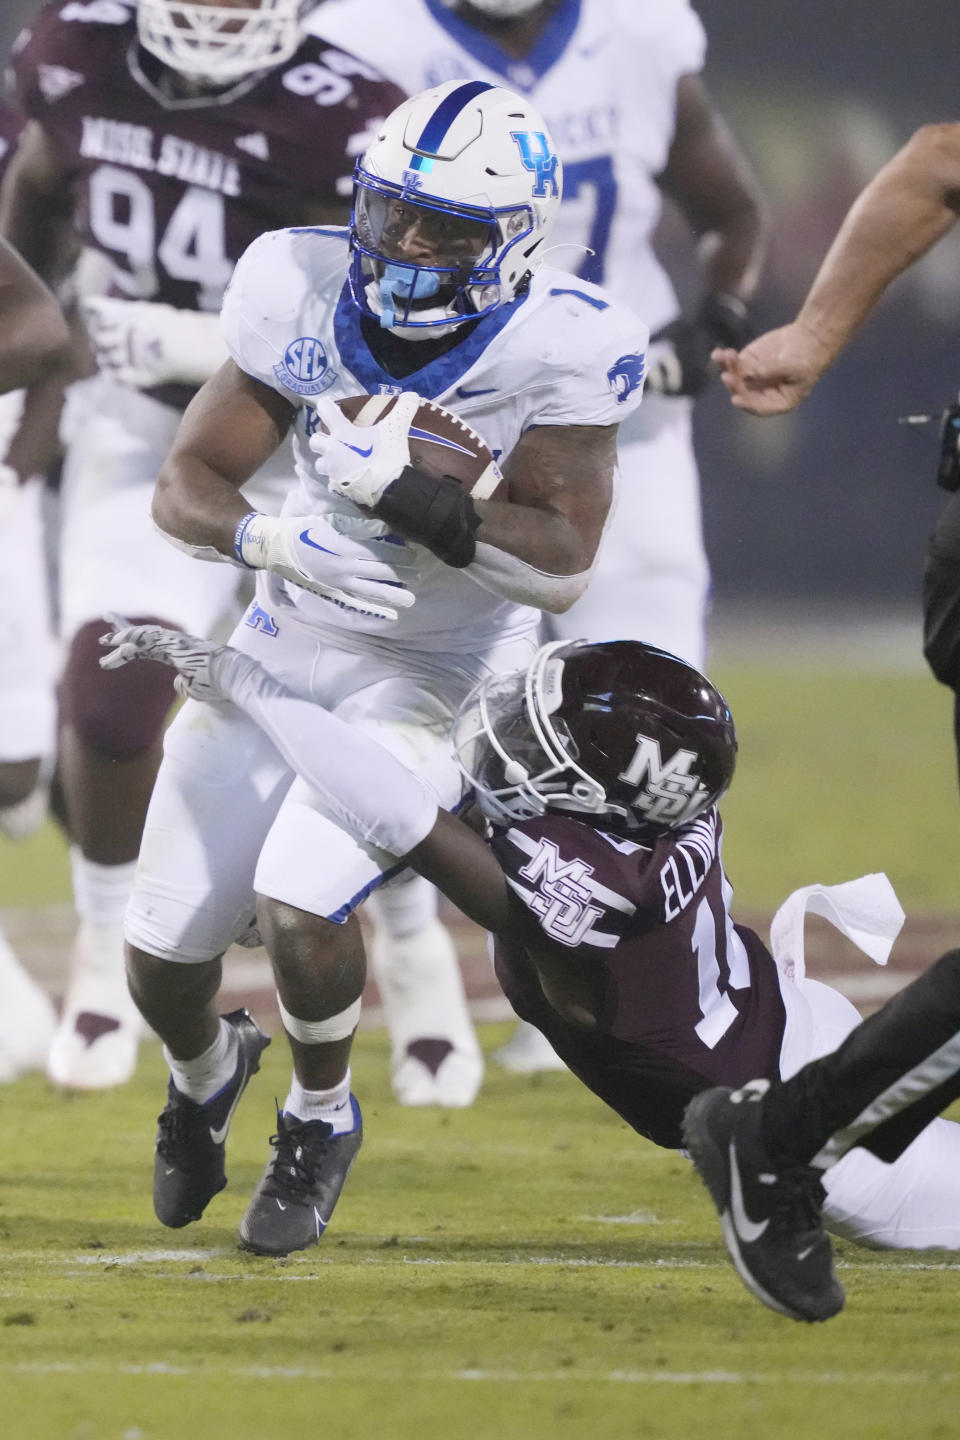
[153,1008,270,1229]
[682,1079,845,1324]
[239,1097,363,1256]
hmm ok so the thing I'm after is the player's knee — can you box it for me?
[60,618,178,760]
[258,896,365,1008]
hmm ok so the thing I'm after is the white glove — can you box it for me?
[99,617,247,704]
[236,510,415,621]
[81,296,229,388]
[308,391,420,508]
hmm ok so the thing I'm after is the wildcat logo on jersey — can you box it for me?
[510,130,560,199]
[607,353,646,403]
[619,735,708,826]
[273,336,337,396]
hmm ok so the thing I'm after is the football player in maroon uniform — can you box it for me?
[99,618,960,1260]
[0,1,487,1097]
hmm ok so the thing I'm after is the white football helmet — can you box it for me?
[136,0,308,84]
[349,80,562,337]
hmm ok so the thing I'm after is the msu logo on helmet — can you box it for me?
[453,638,737,832]
[618,734,710,828]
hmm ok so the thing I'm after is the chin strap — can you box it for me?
[378,264,441,329]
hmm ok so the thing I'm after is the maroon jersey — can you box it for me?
[490,808,786,1149]
[12,2,405,319]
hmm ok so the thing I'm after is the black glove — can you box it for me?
[645,293,754,398]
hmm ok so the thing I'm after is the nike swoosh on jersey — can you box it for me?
[208,1058,248,1146]
[298,529,337,554]
[725,1139,770,1245]
[455,385,497,400]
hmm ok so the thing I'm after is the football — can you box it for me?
[332,393,503,501]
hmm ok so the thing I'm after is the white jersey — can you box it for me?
[308,0,705,332]
[221,225,648,650]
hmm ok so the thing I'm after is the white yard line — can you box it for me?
[0,1360,955,1385]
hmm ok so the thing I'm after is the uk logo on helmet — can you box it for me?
[510,130,560,199]
[273,336,337,396]
[607,353,646,403]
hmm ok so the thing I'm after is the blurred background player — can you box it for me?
[0,0,425,1091]
[308,0,767,1070]
[0,95,69,1080]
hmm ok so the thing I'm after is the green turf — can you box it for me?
[3,664,956,913]
[1,1027,959,1440]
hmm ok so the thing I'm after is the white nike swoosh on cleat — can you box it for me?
[314,1207,329,1236]
[275,1200,287,1211]
[726,1139,770,1245]
[164,1168,176,1176]
[208,1056,248,1145]
[796,1244,815,1262]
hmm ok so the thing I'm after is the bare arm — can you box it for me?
[478,422,616,572]
[660,74,768,303]
[151,358,293,551]
[0,236,70,394]
[0,120,76,287]
[715,122,960,415]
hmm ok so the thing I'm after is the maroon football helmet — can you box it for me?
[452,639,737,830]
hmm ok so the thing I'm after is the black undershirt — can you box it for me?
[359,312,480,380]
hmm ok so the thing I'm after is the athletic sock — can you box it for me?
[165,1019,239,1105]
[284,1070,355,1133]
[69,847,138,928]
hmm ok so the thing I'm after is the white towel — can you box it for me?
[769,873,906,983]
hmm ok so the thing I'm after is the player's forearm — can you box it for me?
[0,269,70,393]
[152,452,252,559]
[700,199,768,303]
[221,654,439,856]
[463,483,603,611]
[795,125,960,368]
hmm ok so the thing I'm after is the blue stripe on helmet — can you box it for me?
[412,80,496,160]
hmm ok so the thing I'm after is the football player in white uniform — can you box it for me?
[0,230,72,1079]
[308,0,767,1072]
[118,80,648,1254]
[2,0,408,1090]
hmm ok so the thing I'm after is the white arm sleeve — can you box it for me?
[221,652,439,856]
[467,544,592,612]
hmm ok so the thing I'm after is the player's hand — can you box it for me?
[712,322,831,415]
[645,293,753,398]
[308,392,420,508]
[236,511,416,621]
[81,296,228,388]
[98,616,244,704]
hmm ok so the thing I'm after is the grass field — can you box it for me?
[2,655,960,1439]
[3,1029,960,1440]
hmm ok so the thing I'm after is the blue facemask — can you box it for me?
[378,264,441,329]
